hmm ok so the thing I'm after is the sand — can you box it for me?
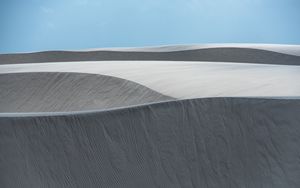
[0,61,299,99]
[0,72,173,112]
[84,44,300,56]
[1,98,300,188]
[0,44,300,188]
[1,45,300,65]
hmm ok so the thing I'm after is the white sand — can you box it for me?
[1,60,299,98]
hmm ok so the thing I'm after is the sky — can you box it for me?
[0,0,300,53]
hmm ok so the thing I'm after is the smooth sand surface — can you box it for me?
[1,61,299,99]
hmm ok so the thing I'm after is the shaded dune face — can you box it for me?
[1,98,300,188]
[1,47,300,65]
[0,72,173,112]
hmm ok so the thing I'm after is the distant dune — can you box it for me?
[1,45,300,65]
[0,44,300,188]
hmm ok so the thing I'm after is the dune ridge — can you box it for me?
[1,47,300,65]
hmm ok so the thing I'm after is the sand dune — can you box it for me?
[1,98,300,188]
[1,61,299,99]
[85,44,300,56]
[0,72,172,112]
[1,46,300,65]
[0,44,300,188]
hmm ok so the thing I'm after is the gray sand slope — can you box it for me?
[0,72,173,112]
[1,98,300,188]
[1,47,300,65]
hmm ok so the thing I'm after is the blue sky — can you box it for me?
[1,0,300,53]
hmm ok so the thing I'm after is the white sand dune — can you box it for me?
[1,60,299,99]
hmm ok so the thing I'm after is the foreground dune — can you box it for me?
[1,98,300,187]
[0,44,299,188]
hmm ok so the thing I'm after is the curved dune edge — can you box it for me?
[1,47,300,65]
[0,72,174,113]
[0,97,297,117]
[1,97,300,187]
